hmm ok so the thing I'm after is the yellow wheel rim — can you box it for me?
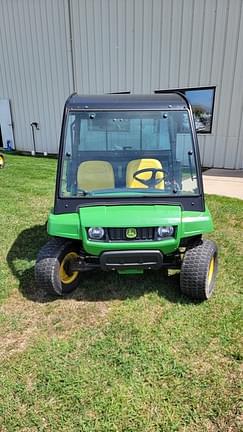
[0,155,4,168]
[208,257,215,285]
[59,251,79,284]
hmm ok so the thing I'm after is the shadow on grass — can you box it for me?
[7,225,197,305]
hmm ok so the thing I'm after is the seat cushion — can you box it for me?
[126,158,164,189]
[77,160,115,191]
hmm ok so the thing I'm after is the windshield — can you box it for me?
[60,110,199,198]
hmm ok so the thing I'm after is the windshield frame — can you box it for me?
[54,105,204,214]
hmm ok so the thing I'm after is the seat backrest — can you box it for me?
[126,158,164,189]
[77,160,115,191]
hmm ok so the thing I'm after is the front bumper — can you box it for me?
[100,250,163,271]
[70,249,181,272]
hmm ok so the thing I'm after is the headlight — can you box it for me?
[88,227,105,240]
[157,226,174,238]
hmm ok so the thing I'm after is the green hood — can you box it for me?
[79,204,181,228]
[48,203,213,256]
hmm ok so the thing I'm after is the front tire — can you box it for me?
[180,239,218,300]
[35,237,82,296]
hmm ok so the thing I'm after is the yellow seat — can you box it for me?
[77,160,115,191]
[126,158,164,189]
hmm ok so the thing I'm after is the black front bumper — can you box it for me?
[100,250,163,271]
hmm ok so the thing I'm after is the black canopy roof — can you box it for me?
[66,92,189,111]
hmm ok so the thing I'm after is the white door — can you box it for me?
[0,99,15,149]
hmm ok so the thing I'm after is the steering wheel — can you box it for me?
[133,168,168,188]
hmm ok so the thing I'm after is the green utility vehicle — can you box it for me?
[35,93,218,300]
[0,153,5,168]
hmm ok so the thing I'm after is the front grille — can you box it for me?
[107,227,155,241]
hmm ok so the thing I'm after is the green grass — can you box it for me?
[0,153,242,431]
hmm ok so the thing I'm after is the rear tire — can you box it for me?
[35,237,82,296]
[180,239,218,300]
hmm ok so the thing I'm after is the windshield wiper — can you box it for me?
[77,189,90,196]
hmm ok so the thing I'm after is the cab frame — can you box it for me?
[54,92,204,214]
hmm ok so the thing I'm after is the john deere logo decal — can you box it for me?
[126,228,137,239]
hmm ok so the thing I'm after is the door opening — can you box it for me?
[0,127,3,148]
[0,99,15,149]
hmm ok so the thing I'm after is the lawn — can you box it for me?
[0,153,242,431]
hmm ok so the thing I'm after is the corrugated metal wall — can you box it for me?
[0,0,243,168]
[0,0,72,154]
